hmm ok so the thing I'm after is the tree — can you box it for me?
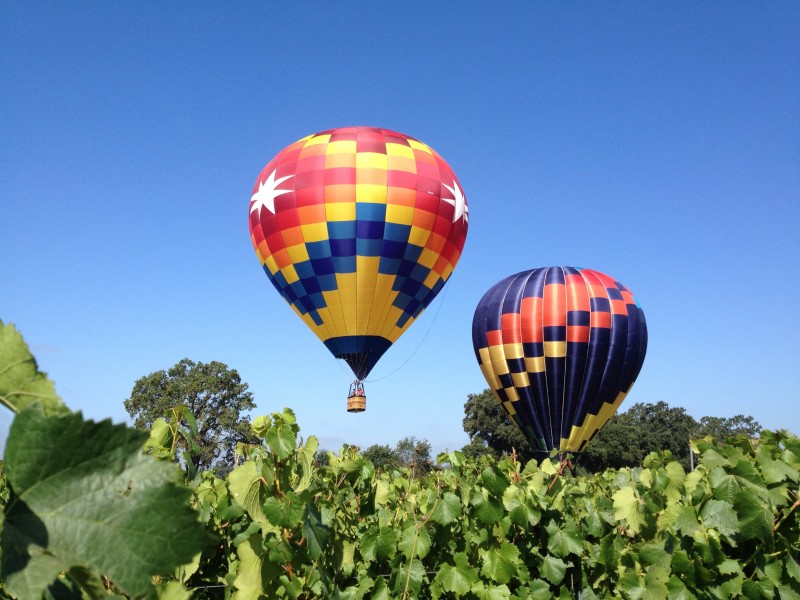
[462,389,534,462]
[362,444,401,471]
[361,437,433,474]
[396,436,433,474]
[696,414,761,441]
[579,401,700,472]
[124,358,257,473]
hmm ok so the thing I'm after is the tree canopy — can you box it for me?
[124,358,256,472]
[461,389,762,473]
[361,436,433,474]
[462,389,534,462]
[578,401,699,471]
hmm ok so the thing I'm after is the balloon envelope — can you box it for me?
[472,267,647,454]
[250,127,468,379]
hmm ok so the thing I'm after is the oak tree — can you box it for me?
[124,358,257,472]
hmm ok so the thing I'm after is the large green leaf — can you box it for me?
[1,405,210,599]
[263,492,304,529]
[502,486,541,528]
[471,489,503,525]
[398,523,431,559]
[539,555,567,585]
[233,532,279,600]
[545,520,584,558]
[734,487,773,541]
[228,459,269,525]
[302,502,329,561]
[613,486,645,534]
[470,581,511,600]
[392,559,425,598]
[757,446,799,484]
[480,542,519,584]
[699,499,739,538]
[480,466,509,496]
[430,492,461,525]
[435,553,478,596]
[360,526,397,562]
[0,322,66,416]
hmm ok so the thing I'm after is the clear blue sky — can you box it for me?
[2,3,798,456]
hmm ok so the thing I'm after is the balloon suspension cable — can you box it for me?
[364,272,455,384]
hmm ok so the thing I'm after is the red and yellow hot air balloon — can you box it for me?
[249,127,468,407]
[472,267,647,454]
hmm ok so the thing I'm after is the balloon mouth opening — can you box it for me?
[324,335,393,380]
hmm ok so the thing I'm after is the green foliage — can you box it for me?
[462,389,534,462]
[2,324,798,599]
[1,405,211,599]
[363,437,434,475]
[171,421,800,598]
[0,321,209,598]
[362,444,402,472]
[463,390,763,475]
[697,414,762,440]
[573,401,701,472]
[124,358,258,473]
[0,322,66,417]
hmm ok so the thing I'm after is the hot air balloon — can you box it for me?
[249,127,468,410]
[472,267,647,455]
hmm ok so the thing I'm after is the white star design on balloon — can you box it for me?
[443,181,468,223]
[250,170,294,217]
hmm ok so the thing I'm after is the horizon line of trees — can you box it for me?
[124,359,763,475]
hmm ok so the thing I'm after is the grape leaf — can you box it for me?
[471,490,503,525]
[480,542,519,584]
[787,555,800,583]
[480,466,509,496]
[228,460,269,525]
[612,487,645,534]
[302,503,329,561]
[435,552,478,596]
[0,322,66,416]
[734,488,772,541]
[295,435,318,493]
[700,499,739,538]
[265,421,296,460]
[545,520,583,558]
[399,523,431,559]
[503,486,541,528]
[540,555,568,586]
[0,404,210,599]
[470,581,511,600]
[430,492,461,525]
[360,526,397,562]
[233,532,279,600]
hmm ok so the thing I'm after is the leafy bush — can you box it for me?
[1,320,799,599]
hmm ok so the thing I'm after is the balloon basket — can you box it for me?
[347,394,366,413]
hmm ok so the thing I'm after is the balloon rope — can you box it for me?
[364,272,455,384]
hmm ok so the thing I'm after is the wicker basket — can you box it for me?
[347,394,366,413]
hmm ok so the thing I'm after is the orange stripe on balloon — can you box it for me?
[486,330,503,347]
[566,279,590,312]
[610,299,628,315]
[543,283,566,326]
[567,325,590,343]
[324,184,355,203]
[280,226,304,247]
[590,311,612,329]
[324,152,356,169]
[356,167,389,185]
[501,313,521,343]
[520,296,543,342]
[272,248,291,269]
[298,204,327,224]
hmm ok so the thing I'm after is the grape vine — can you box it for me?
[1,320,799,599]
